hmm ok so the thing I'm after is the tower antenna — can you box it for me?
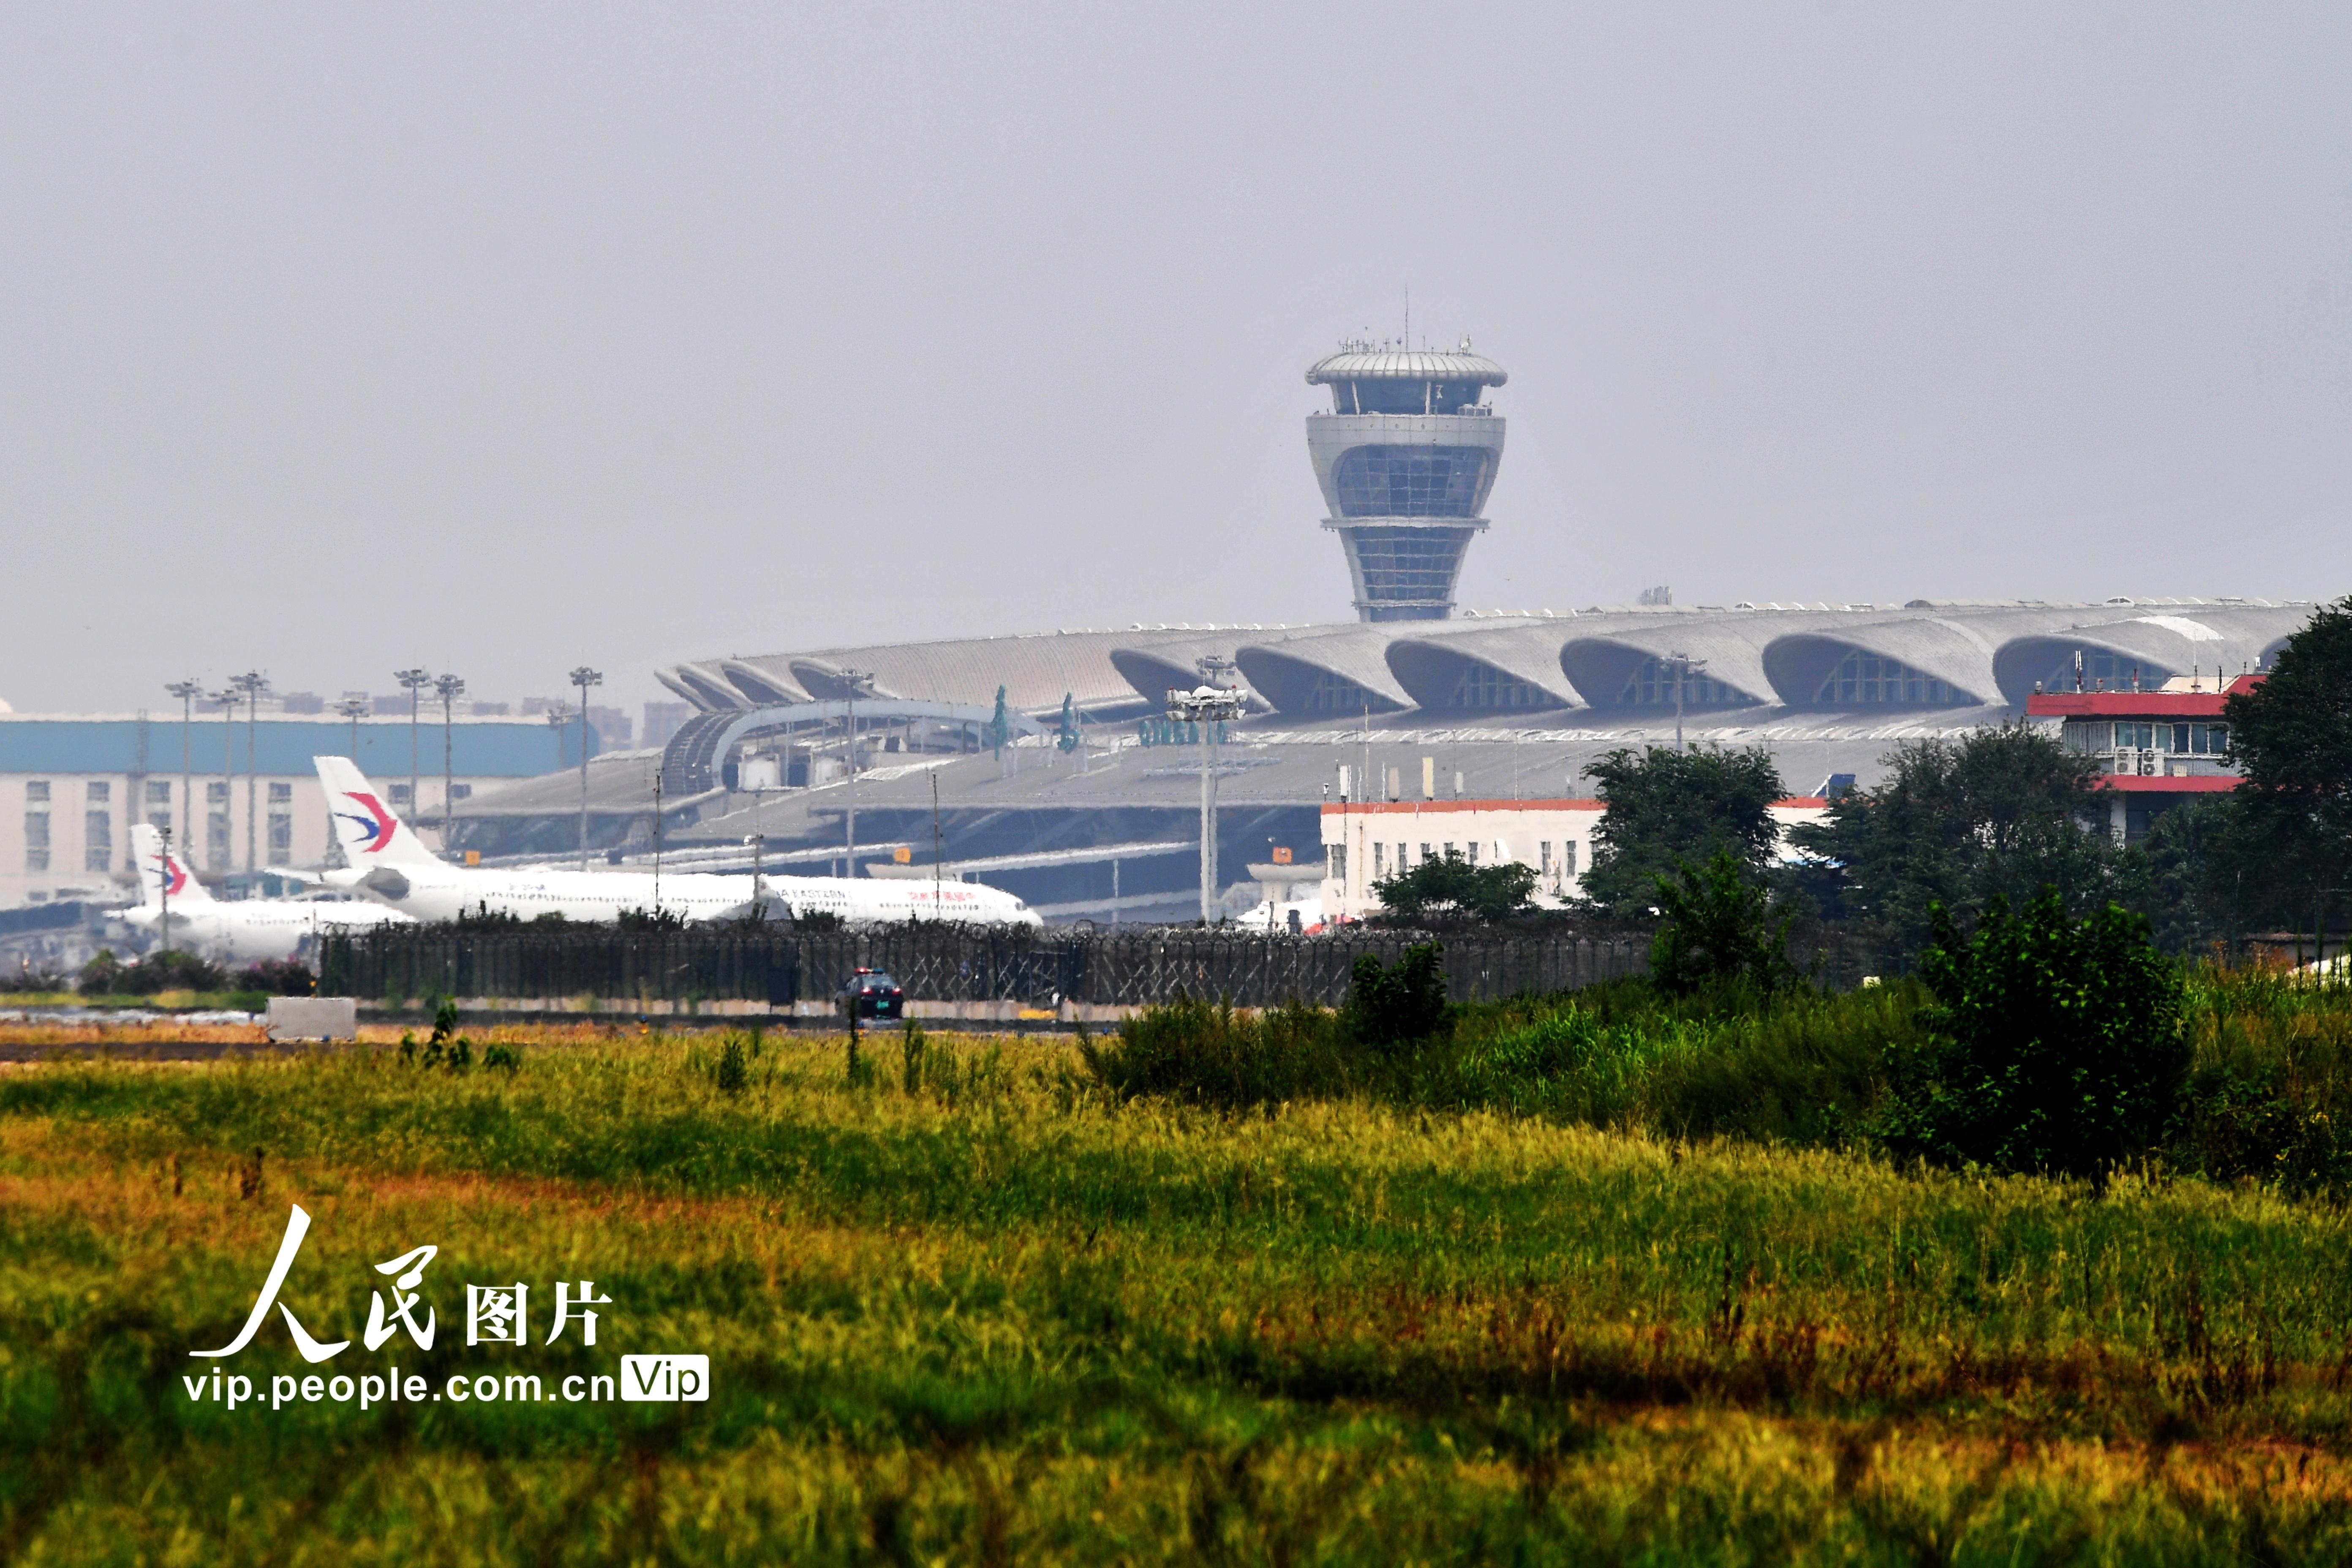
[1403,283,1409,348]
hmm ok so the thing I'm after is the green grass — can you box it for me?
[7,1010,2352,1562]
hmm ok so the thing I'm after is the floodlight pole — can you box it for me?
[435,674,465,859]
[332,697,370,869]
[231,671,267,871]
[1168,673,1245,924]
[395,669,432,847]
[569,666,602,871]
[164,680,200,872]
[839,669,875,878]
[1666,653,1707,751]
[208,687,239,875]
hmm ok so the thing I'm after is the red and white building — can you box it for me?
[2024,674,2251,842]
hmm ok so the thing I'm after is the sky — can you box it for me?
[3,2,2348,721]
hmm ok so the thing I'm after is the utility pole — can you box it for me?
[208,686,239,875]
[1168,672,1245,924]
[395,669,432,839]
[838,668,875,879]
[231,671,267,872]
[164,681,200,869]
[435,673,466,859]
[569,666,602,871]
[931,767,944,920]
[652,767,664,917]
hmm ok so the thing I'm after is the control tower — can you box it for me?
[1305,338,1507,621]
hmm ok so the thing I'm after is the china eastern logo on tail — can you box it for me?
[150,852,189,896]
[335,792,399,854]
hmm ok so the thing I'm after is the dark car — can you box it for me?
[837,969,904,1021]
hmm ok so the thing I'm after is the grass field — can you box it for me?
[7,1010,2352,1563]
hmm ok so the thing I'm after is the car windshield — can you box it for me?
[863,974,899,990]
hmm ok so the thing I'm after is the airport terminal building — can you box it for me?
[429,594,2310,925]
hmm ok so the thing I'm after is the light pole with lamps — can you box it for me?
[1167,675,1246,924]
[1664,653,1707,751]
[164,680,201,868]
[434,673,466,858]
[568,667,602,870]
[230,671,267,872]
[395,669,432,837]
[207,686,240,874]
[838,668,875,877]
[331,697,370,869]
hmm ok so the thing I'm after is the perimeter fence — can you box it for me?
[318,924,1675,1010]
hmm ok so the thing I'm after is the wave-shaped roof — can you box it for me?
[1305,341,1507,387]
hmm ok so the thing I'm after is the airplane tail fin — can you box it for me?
[312,756,443,869]
[131,822,211,907]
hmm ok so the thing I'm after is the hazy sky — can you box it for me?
[3,3,2347,720]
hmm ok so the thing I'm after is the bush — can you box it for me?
[236,958,314,996]
[1081,996,1348,1109]
[1343,944,1450,1047]
[1876,892,2188,1180]
[79,948,228,997]
[0,965,66,994]
[715,1034,750,1094]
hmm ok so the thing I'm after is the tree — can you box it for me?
[1788,725,2131,950]
[1579,746,1783,920]
[1372,851,1538,924]
[1649,846,1798,994]
[1874,892,2187,1181]
[2221,596,2352,931]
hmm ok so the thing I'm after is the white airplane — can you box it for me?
[120,823,414,961]
[311,755,1041,927]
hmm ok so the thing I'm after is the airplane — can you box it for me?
[120,823,414,961]
[310,755,1042,927]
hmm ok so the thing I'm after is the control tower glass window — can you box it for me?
[1812,651,1964,706]
[1345,528,1472,606]
[1333,447,1490,518]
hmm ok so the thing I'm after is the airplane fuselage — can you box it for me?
[346,865,1037,926]
[120,901,412,963]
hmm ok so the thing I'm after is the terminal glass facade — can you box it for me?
[1616,659,1757,708]
[1811,651,1965,706]
[1447,662,1551,709]
[1305,670,1383,714]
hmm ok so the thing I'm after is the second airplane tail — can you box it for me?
[130,822,212,909]
[312,756,445,870]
